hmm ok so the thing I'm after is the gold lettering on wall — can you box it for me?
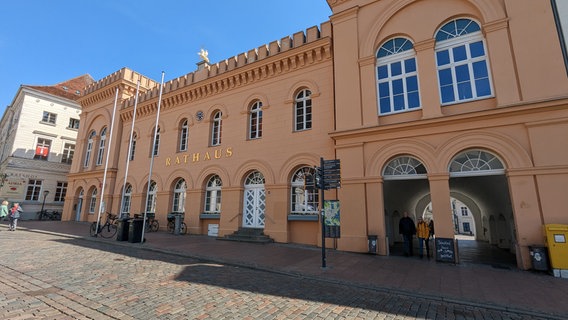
[165,147,234,167]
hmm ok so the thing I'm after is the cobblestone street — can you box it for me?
[0,229,557,319]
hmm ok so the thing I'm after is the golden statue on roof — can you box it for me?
[198,48,209,63]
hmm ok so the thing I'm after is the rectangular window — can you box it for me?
[55,182,67,202]
[61,143,75,164]
[42,111,57,124]
[25,179,42,201]
[34,138,52,160]
[461,207,468,216]
[68,118,80,129]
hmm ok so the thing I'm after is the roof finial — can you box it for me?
[198,48,209,63]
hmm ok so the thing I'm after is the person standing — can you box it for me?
[416,217,430,259]
[1,200,8,226]
[9,202,22,231]
[399,211,416,256]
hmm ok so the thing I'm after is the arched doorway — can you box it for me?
[75,188,84,221]
[448,149,517,267]
[243,171,266,229]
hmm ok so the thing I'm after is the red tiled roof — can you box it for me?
[25,74,95,101]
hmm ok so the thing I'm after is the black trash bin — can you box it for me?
[368,235,378,254]
[128,218,144,243]
[116,218,130,241]
[529,245,549,271]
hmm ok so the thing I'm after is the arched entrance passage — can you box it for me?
[448,149,517,267]
[382,156,429,250]
[74,188,84,221]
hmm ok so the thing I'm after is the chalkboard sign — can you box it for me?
[435,237,456,263]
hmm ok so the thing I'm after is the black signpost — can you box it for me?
[317,157,341,269]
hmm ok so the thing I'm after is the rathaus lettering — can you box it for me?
[165,147,233,166]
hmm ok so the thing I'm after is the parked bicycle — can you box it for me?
[166,213,187,235]
[133,213,159,232]
[89,212,118,238]
[36,210,61,221]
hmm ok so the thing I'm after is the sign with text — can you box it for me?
[435,237,456,263]
[323,200,340,238]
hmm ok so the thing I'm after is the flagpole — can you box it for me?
[141,71,165,243]
[95,86,119,235]
[119,80,140,219]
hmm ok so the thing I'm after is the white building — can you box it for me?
[0,75,94,219]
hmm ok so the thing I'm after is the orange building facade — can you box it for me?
[63,0,568,270]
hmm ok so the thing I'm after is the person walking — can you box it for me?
[416,217,430,259]
[399,211,416,257]
[1,200,8,227]
[9,202,22,231]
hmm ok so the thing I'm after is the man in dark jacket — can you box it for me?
[399,211,416,256]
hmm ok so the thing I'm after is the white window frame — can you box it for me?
[294,89,312,131]
[172,179,186,213]
[179,119,189,151]
[96,127,107,166]
[204,175,222,214]
[248,101,263,139]
[84,130,96,168]
[211,111,222,146]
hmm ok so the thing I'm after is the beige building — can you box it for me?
[63,0,568,270]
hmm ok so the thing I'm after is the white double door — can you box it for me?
[243,185,266,228]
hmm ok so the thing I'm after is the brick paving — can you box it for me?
[0,221,567,319]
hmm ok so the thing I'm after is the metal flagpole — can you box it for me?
[95,87,120,235]
[119,80,140,219]
[140,71,165,243]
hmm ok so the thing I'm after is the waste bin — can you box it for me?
[116,218,130,241]
[128,218,144,243]
[368,235,378,254]
[529,245,549,271]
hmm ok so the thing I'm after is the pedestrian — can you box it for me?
[9,202,22,231]
[399,211,416,256]
[416,217,430,259]
[1,200,8,225]
[429,218,435,238]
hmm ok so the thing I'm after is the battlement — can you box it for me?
[87,21,331,109]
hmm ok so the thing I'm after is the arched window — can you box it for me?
[435,18,493,104]
[294,89,312,131]
[383,156,428,180]
[211,111,222,146]
[129,132,137,161]
[449,149,504,177]
[146,181,157,214]
[89,188,97,214]
[376,37,421,115]
[291,167,319,214]
[84,130,96,168]
[248,101,263,139]
[172,178,186,213]
[179,119,189,152]
[152,126,160,156]
[121,184,132,215]
[96,127,107,165]
[204,175,222,214]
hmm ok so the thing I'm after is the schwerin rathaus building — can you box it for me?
[63,0,568,270]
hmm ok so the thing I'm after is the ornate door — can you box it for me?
[243,171,266,228]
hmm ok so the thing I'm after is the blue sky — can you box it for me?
[0,1,331,113]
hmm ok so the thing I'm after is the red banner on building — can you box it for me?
[36,146,48,157]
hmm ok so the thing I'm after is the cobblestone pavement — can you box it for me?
[0,229,558,320]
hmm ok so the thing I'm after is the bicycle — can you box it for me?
[89,212,118,238]
[133,213,159,232]
[37,210,61,221]
[166,213,187,235]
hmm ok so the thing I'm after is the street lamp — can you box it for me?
[41,190,49,216]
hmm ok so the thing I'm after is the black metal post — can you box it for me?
[320,157,326,269]
[41,190,49,218]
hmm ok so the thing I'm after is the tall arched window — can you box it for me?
[376,37,421,115]
[89,188,97,214]
[179,119,189,151]
[204,175,222,214]
[96,127,107,165]
[152,126,160,156]
[435,18,493,104]
[294,89,312,131]
[211,111,222,146]
[121,183,132,215]
[84,130,96,168]
[248,101,263,139]
[291,167,319,214]
[146,181,157,214]
[172,178,186,213]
